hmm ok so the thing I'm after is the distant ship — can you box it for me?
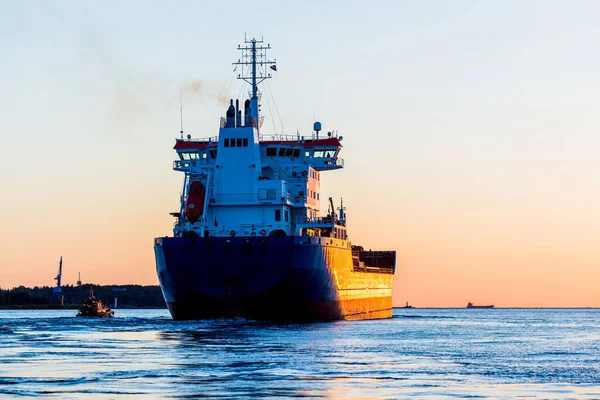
[403,302,414,309]
[153,37,396,321]
[467,302,494,309]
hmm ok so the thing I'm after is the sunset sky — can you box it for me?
[1,1,599,307]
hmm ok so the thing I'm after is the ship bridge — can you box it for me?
[172,131,344,173]
[259,133,344,171]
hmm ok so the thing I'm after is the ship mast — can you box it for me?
[251,39,257,105]
[233,35,276,131]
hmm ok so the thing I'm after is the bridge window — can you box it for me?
[278,148,286,156]
[225,138,249,148]
[285,209,289,222]
[284,148,293,157]
[313,149,334,158]
[189,152,200,159]
[275,209,281,221]
[267,147,276,156]
[181,153,190,160]
[293,149,300,158]
[210,150,217,159]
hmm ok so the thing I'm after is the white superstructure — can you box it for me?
[171,37,347,240]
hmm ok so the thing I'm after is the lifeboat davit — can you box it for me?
[184,181,206,224]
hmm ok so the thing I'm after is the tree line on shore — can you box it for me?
[0,284,166,308]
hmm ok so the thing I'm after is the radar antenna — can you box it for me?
[232,35,276,131]
[337,198,347,222]
[179,84,184,139]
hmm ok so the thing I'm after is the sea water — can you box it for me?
[0,308,598,399]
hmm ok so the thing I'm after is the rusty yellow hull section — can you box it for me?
[155,236,395,321]
[324,241,394,320]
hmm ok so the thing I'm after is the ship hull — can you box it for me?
[154,236,394,321]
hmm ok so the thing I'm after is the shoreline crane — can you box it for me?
[51,257,64,305]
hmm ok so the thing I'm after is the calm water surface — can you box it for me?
[0,309,598,399]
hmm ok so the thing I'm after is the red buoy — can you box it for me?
[184,181,206,223]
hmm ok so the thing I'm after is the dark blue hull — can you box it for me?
[154,236,394,321]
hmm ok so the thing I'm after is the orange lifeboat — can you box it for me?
[184,181,206,223]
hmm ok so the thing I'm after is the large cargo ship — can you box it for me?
[467,302,494,309]
[154,37,396,321]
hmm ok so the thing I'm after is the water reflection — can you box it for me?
[0,309,598,398]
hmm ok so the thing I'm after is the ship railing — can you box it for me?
[366,266,394,274]
[210,191,292,204]
[180,135,219,143]
[212,193,258,203]
[352,265,395,274]
[319,158,344,168]
[259,134,303,143]
[260,132,341,142]
[299,216,345,225]
[259,134,341,143]
[173,159,200,171]
[174,160,188,170]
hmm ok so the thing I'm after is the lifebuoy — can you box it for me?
[301,171,308,177]
[260,229,267,236]
[295,196,300,202]
[230,230,236,237]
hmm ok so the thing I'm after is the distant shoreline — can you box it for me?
[0,305,167,310]
[2,306,595,310]
[393,307,599,309]
[1,285,166,309]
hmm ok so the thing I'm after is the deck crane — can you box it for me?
[328,197,337,220]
